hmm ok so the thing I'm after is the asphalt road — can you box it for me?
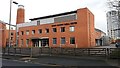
[31,56,112,66]
[2,59,42,66]
[2,59,119,68]
[2,56,112,66]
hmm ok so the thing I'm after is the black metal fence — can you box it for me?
[2,47,120,58]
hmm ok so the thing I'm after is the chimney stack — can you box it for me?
[16,5,25,24]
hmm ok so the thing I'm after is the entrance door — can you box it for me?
[32,39,39,47]
[32,38,49,47]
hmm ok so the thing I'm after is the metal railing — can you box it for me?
[2,47,120,58]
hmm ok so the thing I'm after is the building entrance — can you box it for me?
[31,38,49,47]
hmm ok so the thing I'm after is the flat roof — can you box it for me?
[29,10,77,21]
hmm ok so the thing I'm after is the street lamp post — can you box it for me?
[8,0,18,48]
[8,0,12,48]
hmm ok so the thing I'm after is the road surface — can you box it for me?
[2,56,112,66]
[2,59,42,66]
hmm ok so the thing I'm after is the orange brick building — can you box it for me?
[0,20,16,47]
[5,30,16,47]
[0,21,6,47]
[17,7,96,48]
[95,28,106,46]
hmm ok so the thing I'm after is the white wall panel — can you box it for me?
[40,18,54,24]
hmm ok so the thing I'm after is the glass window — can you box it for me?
[45,28,49,33]
[37,20,40,25]
[11,37,13,40]
[11,32,13,35]
[26,30,29,35]
[61,27,65,32]
[26,39,29,47]
[21,31,24,35]
[70,26,75,32]
[38,29,42,34]
[53,38,57,44]
[70,37,75,44]
[53,28,57,32]
[61,37,65,44]
[32,30,35,35]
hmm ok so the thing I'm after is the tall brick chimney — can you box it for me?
[16,5,25,24]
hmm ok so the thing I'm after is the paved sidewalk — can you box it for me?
[94,44,116,48]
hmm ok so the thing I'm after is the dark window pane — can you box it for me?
[53,38,57,44]
[70,37,75,44]
[11,32,13,35]
[61,27,65,32]
[61,37,65,44]
[46,29,49,33]
[21,31,24,35]
[38,29,42,34]
[53,28,57,32]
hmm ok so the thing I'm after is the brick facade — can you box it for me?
[17,8,96,48]
[0,22,6,47]
[0,21,16,47]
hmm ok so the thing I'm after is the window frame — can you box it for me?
[53,38,57,45]
[38,29,42,34]
[61,37,66,44]
[26,30,29,35]
[26,39,29,47]
[21,31,24,35]
[37,20,40,25]
[45,28,49,33]
[70,37,75,44]
[11,32,13,35]
[53,28,57,32]
[70,26,75,32]
[32,30,35,35]
[60,27,65,32]
[11,37,13,40]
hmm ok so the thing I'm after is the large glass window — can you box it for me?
[53,28,57,32]
[53,38,57,44]
[70,37,75,44]
[38,29,42,34]
[61,27,65,32]
[61,37,65,44]
[32,30,35,35]
[26,30,29,35]
[70,26,75,32]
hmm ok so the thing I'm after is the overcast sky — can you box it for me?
[0,0,108,33]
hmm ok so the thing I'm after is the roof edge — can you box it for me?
[29,10,77,21]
